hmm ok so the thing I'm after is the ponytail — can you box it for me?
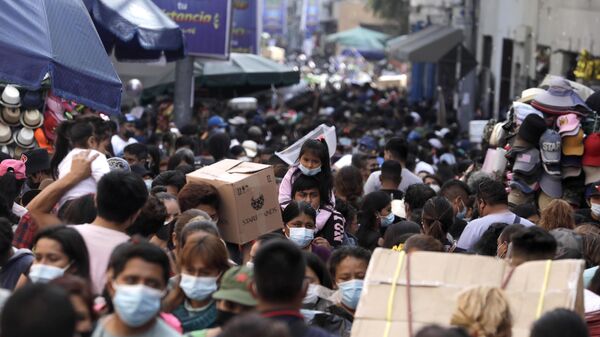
[425,219,446,242]
[50,120,75,178]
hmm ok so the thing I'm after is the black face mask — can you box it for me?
[26,177,39,189]
[214,309,236,327]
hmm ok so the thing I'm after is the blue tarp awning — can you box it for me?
[84,0,185,61]
[0,0,122,114]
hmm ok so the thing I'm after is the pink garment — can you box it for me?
[278,165,334,231]
[72,224,129,295]
[160,312,183,333]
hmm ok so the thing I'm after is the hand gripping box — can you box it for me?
[187,159,283,244]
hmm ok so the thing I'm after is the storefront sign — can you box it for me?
[262,0,286,36]
[231,0,260,54]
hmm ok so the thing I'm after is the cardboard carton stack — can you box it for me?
[351,249,584,337]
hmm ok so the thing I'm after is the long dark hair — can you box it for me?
[50,116,111,178]
[0,171,24,223]
[298,139,333,205]
[421,196,454,243]
[358,191,391,231]
[33,226,91,281]
[281,201,316,225]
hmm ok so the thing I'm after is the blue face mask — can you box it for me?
[112,284,163,328]
[379,212,395,227]
[288,227,314,248]
[299,164,321,176]
[339,279,364,310]
[179,274,218,301]
[456,202,467,220]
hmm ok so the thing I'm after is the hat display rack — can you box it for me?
[486,77,599,209]
[0,84,50,158]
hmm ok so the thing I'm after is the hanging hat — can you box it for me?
[583,133,600,167]
[562,129,584,156]
[513,148,541,175]
[533,78,591,111]
[562,166,582,178]
[585,182,600,199]
[509,179,538,194]
[0,106,21,126]
[513,101,544,127]
[543,162,561,176]
[21,91,43,110]
[489,123,507,147]
[0,123,13,146]
[42,109,65,143]
[540,172,563,198]
[508,187,534,206]
[13,128,35,149]
[584,166,600,185]
[563,155,582,167]
[20,109,43,129]
[518,114,546,145]
[539,129,561,164]
[0,85,21,108]
[556,114,580,135]
[518,88,546,103]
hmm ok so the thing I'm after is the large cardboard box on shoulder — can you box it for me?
[352,249,584,337]
[186,159,283,244]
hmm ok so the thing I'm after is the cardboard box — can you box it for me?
[186,160,282,244]
[352,249,584,337]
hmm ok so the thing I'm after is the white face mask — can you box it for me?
[592,203,600,217]
[245,261,254,269]
[28,263,70,283]
[179,274,218,301]
[303,283,319,304]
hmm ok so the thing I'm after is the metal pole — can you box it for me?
[173,56,195,128]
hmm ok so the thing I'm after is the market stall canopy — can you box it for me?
[387,25,463,63]
[83,0,185,61]
[127,53,300,92]
[327,26,390,51]
[0,0,122,114]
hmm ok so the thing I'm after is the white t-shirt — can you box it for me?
[58,148,110,206]
[363,168,423,194]
[73,224,129,295]
[457,211,535,251]
[111,135,137,157]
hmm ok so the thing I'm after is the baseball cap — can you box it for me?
[562,129,584,156]
[540,172,562,198]
[509,179,538,194]
[586,182,600,199]
[543,162,561,176]
[583,133,600,167]
[563,155,582,167]
[212,266,257,306]
[556,114,580,135]
[0,159,26,180]
[358,136,377,152]
[539,130,561,164]
[107,157,131,172]
[513,148,541,175]
[538,190,553,211]
[585,166,600,185]
[562,166,582,178]
[517,88,546,103]
[20,148,50,175]
[208,116,227,128]
[517,114,547,145]
[242,140,258,158]
[508,187,534,206]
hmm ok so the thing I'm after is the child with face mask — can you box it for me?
[94,240,180,337]
[279,139,336,238]
[163,233,230,333]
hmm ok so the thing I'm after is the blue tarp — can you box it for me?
[0,0,122,114]
[84,0,185,61]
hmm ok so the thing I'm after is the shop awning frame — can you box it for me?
[387,25,463,63]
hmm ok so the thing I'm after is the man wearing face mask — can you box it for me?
[439,180,472,239]
[575,182,600,226]
[21,148,53,190]
[93,240,180,337]
[184,266,257,337]
[111,116,138,157]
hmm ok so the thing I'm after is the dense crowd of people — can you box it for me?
[0,76,597,337]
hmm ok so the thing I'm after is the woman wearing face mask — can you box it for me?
[327,246,371,322]
[282,201,332,261]
[16,225,90,287]
[302,251,334,310]
[356,191,395,251]
[185,266,257,337]
[163,234,230,333]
